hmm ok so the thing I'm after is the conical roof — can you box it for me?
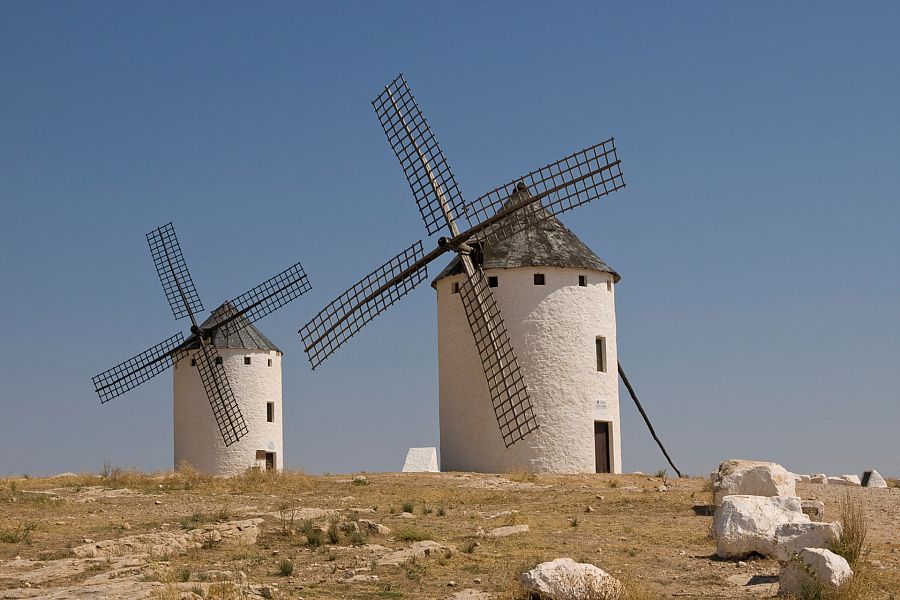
[432,184,619,285]
[181,301,282,353]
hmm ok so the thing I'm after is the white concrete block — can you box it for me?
[402,447,439,472]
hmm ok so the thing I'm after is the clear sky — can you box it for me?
[1,2,897,478]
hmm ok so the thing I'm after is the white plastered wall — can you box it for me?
[437,266,621,474]
[173,349,283,475]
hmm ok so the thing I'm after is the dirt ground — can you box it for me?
[0,470,897,599]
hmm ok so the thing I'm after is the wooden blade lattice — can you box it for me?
[300,241,427,369]
[465,139,625,246]
[217,261,312,337]
[373,74,466,236]
[147,223,204,321]
[194,344,249,447]
[92,333,184,403]
[457,268,539,447]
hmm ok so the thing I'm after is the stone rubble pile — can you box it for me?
[709,459,854,596]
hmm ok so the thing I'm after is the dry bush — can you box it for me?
[829,492,867,567]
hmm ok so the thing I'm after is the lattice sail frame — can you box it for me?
[464,139,625,246]
[300,241,427,369]
[218,261,311,337]
[373,74,466,236]
[147,223,204,321]
[194,343,249,447]
[92,333,185,403]
[457,268,539,447]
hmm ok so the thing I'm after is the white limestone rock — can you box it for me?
[798,474,812,484]
[800,499,825,521]
[779,548,852,596]
[401,447,439,473]
[519,558,622,599]
[377,541,454,566]
[841,474,861,486]
[712,460,796,506]
[485,524,529,538]
[827,476,858,486]
[810,474,828,484]
[862,469,888,488]
[713,495,809,559]
[772,521,843,561]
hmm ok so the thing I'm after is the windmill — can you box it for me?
[299,74,627,450]
[92,222,311,455]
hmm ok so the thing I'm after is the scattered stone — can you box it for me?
[377,541,455,566]
[358,520,391,535]
[810,474,828,484]
[72,519,262,559]
[779,548,852,596]
[447,580,457,586]
[352,475,368,485]
[154,500,162,505]
[485,524,529,538]
[800,500,825,521]
[473,578,482,584]
[713,495,809,558]
[393,512,416,519]
[121,522,131,531]
[827,475,860,486]
[712,460,796,506]
[861,469,888,488]
[798,474,812,484]
[519,558,622,599]
[401,447,439,473]
[584,506,594,513]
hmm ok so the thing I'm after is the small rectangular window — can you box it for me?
[452,282,460,294]
[578,275,587,287]
[487,276,498,288]
[596,337,607,373]
[267,358,273,367]
[215,356,223,365]
[244,356,251,365]
[190,358,196,366]
[534,273,545,285]
[607,280,612,292]
[266,402,275,423]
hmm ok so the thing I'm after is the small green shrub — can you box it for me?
[401,501,414,514]
[395,527,430,542]
[0,522,36,544]
[277,558,294,576]
[436,505,446,517]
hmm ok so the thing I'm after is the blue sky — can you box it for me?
[1,3,897,477]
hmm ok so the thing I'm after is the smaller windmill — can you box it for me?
[92,222,311,449]
[300,75,625,449]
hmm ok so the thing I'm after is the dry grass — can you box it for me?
[828,492,867,567]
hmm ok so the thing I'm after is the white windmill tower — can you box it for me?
[92,222,311,475]
[433,187,623,473]
[173,303,285,474]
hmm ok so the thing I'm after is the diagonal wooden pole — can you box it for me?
[618,361,682,478]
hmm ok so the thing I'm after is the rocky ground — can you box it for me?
[0,470,897,599]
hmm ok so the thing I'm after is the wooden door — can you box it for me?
[265,452,275,472]
[594,421,610,473]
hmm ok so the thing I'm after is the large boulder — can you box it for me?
[828,475,860,486]
[712,460,796,505]
[519,558,623,600]
[713,495,809,559]
[772,521,843,561]
[861,469,888,488]
[779,548,852,596]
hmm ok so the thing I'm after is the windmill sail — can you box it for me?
[300,241,428,369]
[146,223,204,321]
[193,343,249,447]
[465,139,625,247]
[216,261,312,337]
[92,333,185,403]
[373,74,466,236]
[457,268,539,447]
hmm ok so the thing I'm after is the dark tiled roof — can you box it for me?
[432,185,619,286]
[181,302,282,353]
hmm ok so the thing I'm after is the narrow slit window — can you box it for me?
[452,282,460,294]
[215,356,223,365]
[487,276,498,288]
[534,273,545,285]
[190,358,196,366]
[266,402,274,423]
[596,336,607,373]
[579,275,587,287]
[607,280,612,292]
[244,356,251,365]
[267,358,273,367]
